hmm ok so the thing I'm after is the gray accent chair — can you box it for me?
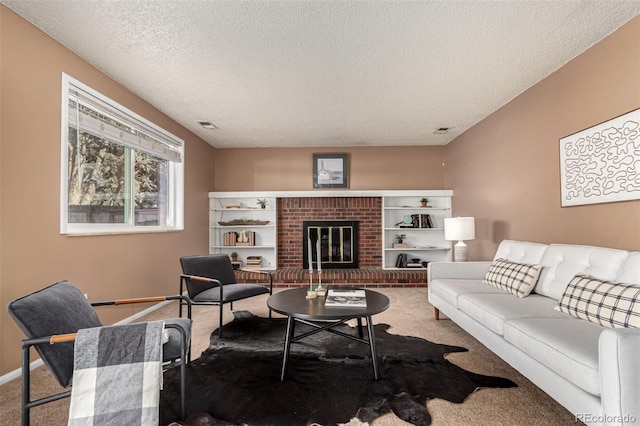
[7,280,192,426]
[180,254,273,339]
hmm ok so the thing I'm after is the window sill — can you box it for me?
[63,226,183,237]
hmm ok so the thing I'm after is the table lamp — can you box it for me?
[444,217,475,262]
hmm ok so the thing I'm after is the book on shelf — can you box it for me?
[223,231,237,246]
[324,289,367,307]
[395,253,408,268]
[244,255,263,268]
[410,214,435,228]
[425,214,435,228]
[226,231,255,246]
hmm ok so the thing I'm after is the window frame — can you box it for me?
[60,73,184,235]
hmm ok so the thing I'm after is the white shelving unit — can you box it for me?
[382,191,452,269]
[209,193,277,270]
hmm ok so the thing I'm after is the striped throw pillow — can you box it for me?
[483,258,542,298]
[556,274,640,329]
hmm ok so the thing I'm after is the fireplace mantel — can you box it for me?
[209,190,452,199]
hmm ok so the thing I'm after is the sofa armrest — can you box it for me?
[599,327,640,424]
[427,261,492,283]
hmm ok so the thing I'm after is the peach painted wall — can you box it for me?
[0,7,215,374]
[213,146,447,191]
[446,16,640,260]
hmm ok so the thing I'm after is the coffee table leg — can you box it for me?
[357,318,364,338]
[280,316,295,381]
[366,315,380,380]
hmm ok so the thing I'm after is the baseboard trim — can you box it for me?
[0,299,172,386]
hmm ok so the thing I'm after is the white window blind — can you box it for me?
[68,84,183,163]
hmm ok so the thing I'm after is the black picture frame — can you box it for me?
[313,153,348,188]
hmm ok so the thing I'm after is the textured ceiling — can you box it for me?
[3,1,640,148]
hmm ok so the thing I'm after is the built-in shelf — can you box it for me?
[382,193,452,269]
[209,195,277,270]
[209,190,453,272]
[212,225,275,229]
[385,247,449,251]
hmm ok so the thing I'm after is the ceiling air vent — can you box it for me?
[434,127,449,134]
[197,121,218,129]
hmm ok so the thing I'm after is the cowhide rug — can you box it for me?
[160,311,516,426]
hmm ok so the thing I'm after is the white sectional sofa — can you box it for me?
[428,240,640,426]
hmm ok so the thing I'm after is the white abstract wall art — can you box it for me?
[560,108,640,207]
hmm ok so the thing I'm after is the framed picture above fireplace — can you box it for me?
[313,153,348,188]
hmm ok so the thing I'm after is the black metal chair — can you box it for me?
[7,280,192,426]
[179,254,272,339]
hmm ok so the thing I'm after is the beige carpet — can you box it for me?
[0,288,579,425]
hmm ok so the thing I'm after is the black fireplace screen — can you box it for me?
[302,220,359,269]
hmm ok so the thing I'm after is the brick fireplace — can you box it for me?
[278,197,382,268]
[223,192,430,287]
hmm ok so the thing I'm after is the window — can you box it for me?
[61,74,184,234]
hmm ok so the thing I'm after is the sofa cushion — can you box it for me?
[457,293,567,335]
[483,258,542,298]
[617,252,640,285]
[535,244,629,301]
[503,318,602,396]
[493,240,548,264]
[429,278,505,308]
[556,274,640,329]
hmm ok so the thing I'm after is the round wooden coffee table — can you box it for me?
[267,287,390,381]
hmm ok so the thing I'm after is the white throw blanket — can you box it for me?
[68,321,164,425]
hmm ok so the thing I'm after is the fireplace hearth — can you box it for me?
[303,220,359,269]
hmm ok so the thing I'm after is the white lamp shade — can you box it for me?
[444,217,475,241]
